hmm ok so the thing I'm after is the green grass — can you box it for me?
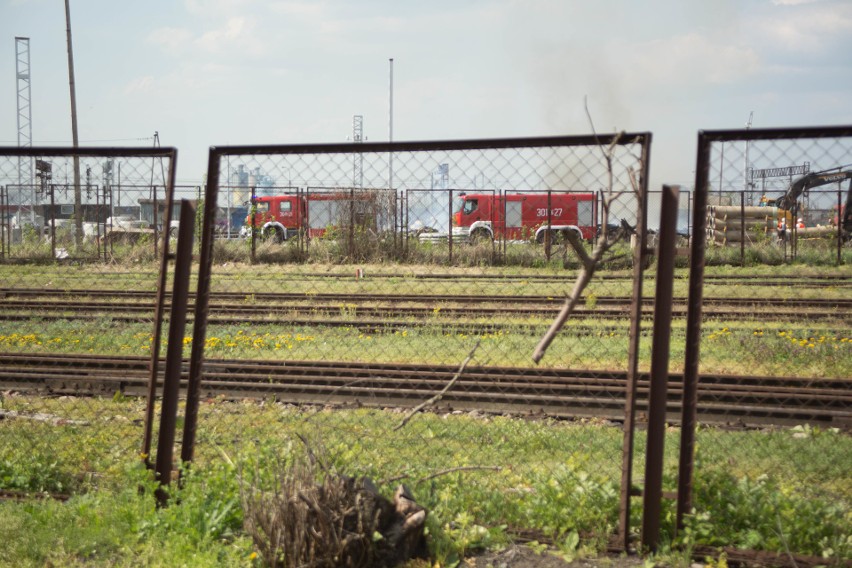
[1,259,850,564]
[2,261,850,312]
[0,460,253,567]
[0,402,849,565]
[1,314,849,377]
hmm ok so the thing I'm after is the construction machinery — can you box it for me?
[772,168,852,239]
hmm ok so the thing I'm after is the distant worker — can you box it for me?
[796,218,805,229]
[777,217,787,242]
[759,195,768,207]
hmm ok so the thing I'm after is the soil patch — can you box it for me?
[463,545,648,568]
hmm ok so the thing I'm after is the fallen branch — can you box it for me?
[394,339,481,431]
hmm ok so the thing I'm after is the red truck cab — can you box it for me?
[244,195,304,242]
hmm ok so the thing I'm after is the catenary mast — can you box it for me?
[15,37,33,193]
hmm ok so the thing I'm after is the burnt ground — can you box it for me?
[461,546,650,568]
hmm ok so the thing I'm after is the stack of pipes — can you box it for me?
[706,205,777,245]
[795,226,835,239]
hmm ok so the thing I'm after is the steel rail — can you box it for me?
[4,296,851,311]
[0,354,848,429]
[2,287,851,308]
[0,292,849,325]
[0,308,846,326]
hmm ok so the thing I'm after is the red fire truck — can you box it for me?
[243,192,380,242]
[451,192,597,242]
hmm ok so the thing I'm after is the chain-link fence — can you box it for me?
[187,135,654,549]
[1,130,848,562]
[673,127,852,561]
[696,133,852,266]
[0,147,177,494]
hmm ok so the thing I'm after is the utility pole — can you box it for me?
[353,115,364,188]
[388,58,394,190]
[744,111,753,205]
[65,0,83,247]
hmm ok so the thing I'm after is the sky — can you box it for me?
[2,0,851,188]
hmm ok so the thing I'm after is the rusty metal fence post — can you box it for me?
[545,189,552,260]
[182,152,221,466]
[250,185,257,263]
[141,156,177,464]
[448,189,453,264]
[640,184,680,551]
[838,189,843,265]
[1,186,6,260]
[739,191,745,266]
[154,200,195,504]
[676,137,711,531]
[618,135,652,551]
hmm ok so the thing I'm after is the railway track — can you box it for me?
[0,289,849,324]
[216,272,852,287]
[1,353,849,429]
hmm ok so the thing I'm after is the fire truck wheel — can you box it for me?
[470,228,490,243]
[562,229,582,243]
[262,226,284,243]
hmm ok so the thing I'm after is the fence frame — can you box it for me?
[677,124,852,534]
[0,145,179,464]
[189,134,654,548]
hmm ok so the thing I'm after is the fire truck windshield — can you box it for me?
[255,201,270,213]
[451,195,464,214]
[462,199,478,215]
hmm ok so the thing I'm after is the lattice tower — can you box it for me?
[15,37,33,190]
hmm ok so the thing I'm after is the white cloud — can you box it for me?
[757,3,852,53]
[268,1,327,19]
[147,27,194,51]
[123,76,156,95]
[184,0,256,16]
[625,33,761,86]
[195,16,265,55]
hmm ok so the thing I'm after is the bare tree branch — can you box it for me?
[532,101,643,364]
[394,339,481,431]
[532,226,627,363]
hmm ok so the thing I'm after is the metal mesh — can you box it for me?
[695,132,851,380]
[2,130,846,560]
[680,128,852,560]
[191,135,652,546]
[0,147,176,494]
